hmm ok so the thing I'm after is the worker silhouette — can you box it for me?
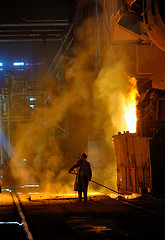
[69,153,92,202]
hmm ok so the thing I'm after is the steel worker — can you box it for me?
[69,153,92,202]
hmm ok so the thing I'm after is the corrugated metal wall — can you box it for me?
[113,133,152,194]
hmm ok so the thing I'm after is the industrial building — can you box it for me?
[0,1,165,239]
[0,0,165,196]
[0,1,76,184]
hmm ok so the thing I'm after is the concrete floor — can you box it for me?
[0,191,165,239]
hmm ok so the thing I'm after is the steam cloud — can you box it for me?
[9,15,134,195]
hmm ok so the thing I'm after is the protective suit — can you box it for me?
[69,153,92,202]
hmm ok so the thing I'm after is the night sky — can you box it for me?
[0,0,76,23]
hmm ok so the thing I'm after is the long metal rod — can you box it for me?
[0,23,69,28]
[47,23,74,75]
[90,179,120,195]
[70,171,122,195]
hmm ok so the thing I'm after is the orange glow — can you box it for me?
[124,193,141,199]
[122,77,139,133]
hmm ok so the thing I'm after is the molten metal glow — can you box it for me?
[122,77,139,133]
[124,193,141,199]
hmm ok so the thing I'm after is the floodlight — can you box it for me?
[13,62,24,66]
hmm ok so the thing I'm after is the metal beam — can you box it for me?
[0,20,70,41]
[0,22,69,28]
[47,23,74,76]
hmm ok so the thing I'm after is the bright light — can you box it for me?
[0,222,23,226]
[13,62,24,66]
[0,63,3,66]
[30,98,36,101]
[122,77,139,133]
[30,105,35,109]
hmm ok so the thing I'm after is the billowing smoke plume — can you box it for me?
[9,15,134,195]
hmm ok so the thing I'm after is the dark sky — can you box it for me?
[0,0,76,23]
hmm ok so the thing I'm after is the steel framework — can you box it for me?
[0,18,73,177]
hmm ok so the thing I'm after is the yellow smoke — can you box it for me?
[93,63,139,191]
[9,16,139,195]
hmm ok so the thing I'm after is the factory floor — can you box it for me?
[0,190,165,239]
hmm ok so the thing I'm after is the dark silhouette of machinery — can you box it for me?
[112,0,165,196]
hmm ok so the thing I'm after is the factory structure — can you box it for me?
[0,0,165,196]
[110,0,165,196]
